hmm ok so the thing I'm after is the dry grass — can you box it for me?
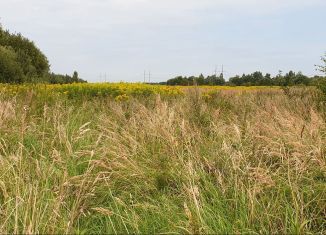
[0,87,325,234]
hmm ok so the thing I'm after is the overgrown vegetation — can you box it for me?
[0,86,325,234]
[0,23,325,234]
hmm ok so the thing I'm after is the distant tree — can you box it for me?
[48,71,86,84]
[229,75,242,86]
[196,74,205,85]
[206,74,225,85]
[166,70,313,87]
[218,73,226,85]
[259,73,272,86]
[315,53,326,97]
[252,71,264,85]
[215,73,225,85]
[293,72,310,85]
[229,71,267,86]
[187,76,196,85]
[316,53,326,75]
[273,70,284,85]
[72,71,79,81]
[283,70,296,86]
[167,76,188,86]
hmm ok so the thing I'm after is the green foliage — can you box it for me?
[229,70,311,86]
[166,70,314,87]
[315,53,326,75]
[167,74,225,86]
[0,25,87,84]
[48,71,87,84]
[0,46,24,83]
[0,25,49,81]
[315,54,326,98]
[316,78,326,100]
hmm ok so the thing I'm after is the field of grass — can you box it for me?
[0,83,325,234]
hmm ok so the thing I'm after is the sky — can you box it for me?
[0,0,325,82]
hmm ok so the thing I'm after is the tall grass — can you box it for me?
[0,87,325,234]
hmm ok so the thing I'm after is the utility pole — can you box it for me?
[217,65,225,79]
[149,71,151,83]
[144,70,146,83]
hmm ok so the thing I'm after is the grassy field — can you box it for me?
[0,84,325,234]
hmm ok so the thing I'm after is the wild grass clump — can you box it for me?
[0,86,325,234]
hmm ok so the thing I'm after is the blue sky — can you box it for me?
[0,0,325,82]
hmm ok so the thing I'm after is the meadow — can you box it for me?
[0,83,325,234]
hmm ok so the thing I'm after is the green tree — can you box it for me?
[316,53,326,75]
[283,70,296,86]
[0,46,24,83]
[72,71,79,82]
[315,53,326,97]
[229,75,242,86]
[0,25,49,82]
[293,72,310,85]
[196,74,205,85]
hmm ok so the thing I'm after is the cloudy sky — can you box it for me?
[0,0,325,82]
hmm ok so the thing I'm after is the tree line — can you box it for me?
[228,71,320,86]
[165,74,225,86]
[164,53,326,87]
[164,70,325,87]
[0,25,86,84]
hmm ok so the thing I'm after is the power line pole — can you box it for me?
[149,71,151,83]
[217,65,225,77]
[144,70,146,83]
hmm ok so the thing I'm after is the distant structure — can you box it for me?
[143,70,151,83]
[215,65,226,80]
[100,73,108,82]
[149,71,151,83]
